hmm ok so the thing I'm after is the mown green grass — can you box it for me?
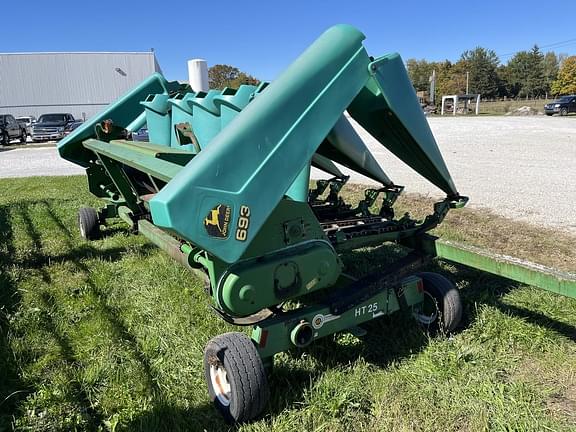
[1,176,576,431]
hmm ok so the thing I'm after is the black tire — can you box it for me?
[413,272,462,333]
[204,332,269,424]
[19,130,27,144]
[560,107,568,116]
[1,132,8,146]
[78,207,100,240]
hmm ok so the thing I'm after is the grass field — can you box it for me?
[1,176,576,431]
[479,99,553,115]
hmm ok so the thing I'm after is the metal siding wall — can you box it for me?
[0,53,157,119]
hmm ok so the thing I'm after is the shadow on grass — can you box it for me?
[4,197,576,430]
[0,199,163,429]
[0,205,28,430]
[265,312,430,419]
[37,291,106,427]
[448,262,576,342]
[3,198,231,431]
[257,245,437,418]
[123,403,230,432]
[265,249,576,419]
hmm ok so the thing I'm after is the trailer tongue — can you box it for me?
[58,24,576,424]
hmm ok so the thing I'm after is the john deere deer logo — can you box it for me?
[204,204,231,239]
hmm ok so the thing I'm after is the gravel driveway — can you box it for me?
[1,116,575,233]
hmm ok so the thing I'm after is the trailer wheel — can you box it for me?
[413,272,462,333]
[78,207,100,240]
[204,332,269,424]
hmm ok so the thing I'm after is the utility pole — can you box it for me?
[466,71,470,94]
[429,69,436,105]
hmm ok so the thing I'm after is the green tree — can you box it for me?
[406,59,434,92]
[433,61,463,97]
[208,64,259,89]
[542,52,559,97]
[528,45,545,97]
[507,46,545,98]
[551,56,576,95]
[459,47,500,97]
[496,64,519,98]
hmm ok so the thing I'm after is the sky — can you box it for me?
[2,0,575,82]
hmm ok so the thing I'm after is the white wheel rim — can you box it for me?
[413,291,438,325]
[210,364,231,406]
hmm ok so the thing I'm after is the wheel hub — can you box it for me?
[79,218,86,238]
[413,291,439,325]
[210,364,231,406]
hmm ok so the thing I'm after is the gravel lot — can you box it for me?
[0,146,84,178]
[325,116,576,234]
[1,116,575,233]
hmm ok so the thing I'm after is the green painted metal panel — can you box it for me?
[436,240,576,298]
[213,85,258,128]
[348,54,458,196]
[116,139,193,156]
[125,112,147,133]
[189,89,223,149]
[285,163,311,202]
[83,139,183,183]
[168,92,196,150]
[220,240,341,316]
[141,93,171,146]
[252,277,422,358]
[149,24,371,263]
[58,73,181,166]
[110,140,195,166]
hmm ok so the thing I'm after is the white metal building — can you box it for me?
[0,52,161,120]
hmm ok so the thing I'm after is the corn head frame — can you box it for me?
[58,25,576,423]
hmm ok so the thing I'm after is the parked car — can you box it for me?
[16,115,37,136]
[132,127,149,142]
[63,121,84,137]
[31,113,75,141]
[0,114,27,145]
[544,95,576,116]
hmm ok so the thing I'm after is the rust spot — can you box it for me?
[207,353,222,368]
[101,119,114,134]
[140,194,157,202]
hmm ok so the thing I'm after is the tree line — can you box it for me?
[407,47,576,101]
[208,64,259,89]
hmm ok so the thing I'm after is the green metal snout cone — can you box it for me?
[348,53,458,196]
[148,24,460,263]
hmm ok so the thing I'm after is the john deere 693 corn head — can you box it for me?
[58,25,576,423]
